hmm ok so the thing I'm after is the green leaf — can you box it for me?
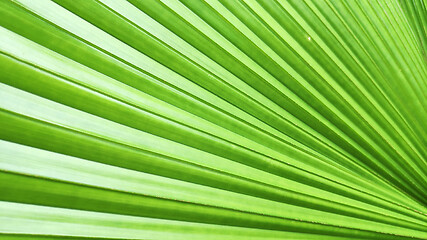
[0,0,426,239]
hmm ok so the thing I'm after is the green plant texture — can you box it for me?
[0,0,426,239]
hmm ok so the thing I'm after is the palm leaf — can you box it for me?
[0,0,426,239]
